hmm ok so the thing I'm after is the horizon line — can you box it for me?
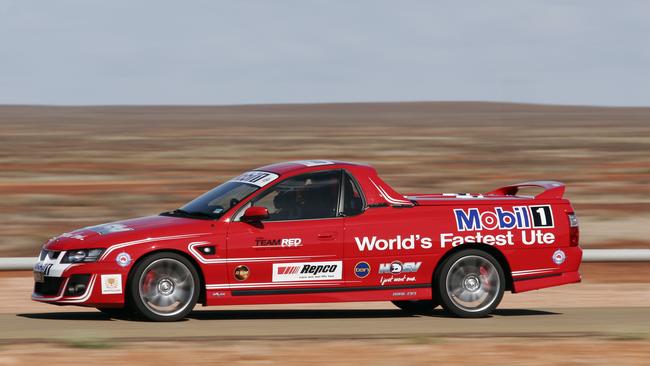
[1,100,649,109]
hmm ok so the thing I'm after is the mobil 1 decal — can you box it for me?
[353,205,557,253]
[443,205,556,247]
[529,205,553,228]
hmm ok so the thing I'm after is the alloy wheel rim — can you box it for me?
[139,258,194,317]
[445,255,500,312]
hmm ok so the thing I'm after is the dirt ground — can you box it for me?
[1,338,650,366]
[1,263,649,365]
[1,102,649,256]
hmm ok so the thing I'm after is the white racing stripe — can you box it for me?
[369,178,413,206]
[206,281,344,290]
[187,242,335,264]
[511,268,556,277]
[100,233,211,260]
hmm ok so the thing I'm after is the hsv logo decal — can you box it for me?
[378,261,422,274]
[378,260,420,286]
[272,261,342,282]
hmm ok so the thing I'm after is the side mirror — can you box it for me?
[241,206,269,223]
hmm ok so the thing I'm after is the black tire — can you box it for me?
[391,300,439,314]
[127,252,200,322]
[436,249,505,318]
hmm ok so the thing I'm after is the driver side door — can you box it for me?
[225,170,345,294]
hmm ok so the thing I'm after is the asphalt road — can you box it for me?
[1,306,648,343]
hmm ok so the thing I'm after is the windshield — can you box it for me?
[161,171,279,220]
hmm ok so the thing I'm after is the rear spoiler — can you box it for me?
[486,181,565,199]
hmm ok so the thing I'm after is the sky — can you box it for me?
[1,0,649,106]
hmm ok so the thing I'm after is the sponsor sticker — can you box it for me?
[254,237,302,248]
[234,265,250,281]
[553,249,566,265]
[116,252,132,267]
[272,261,342,282]
[230,171,279,187]
[453,205,554,231]
[101,274,122,294]
[292,160,334,167]
[34,262,53,276]
[59,232,86,240]
[354,261,370,278]
[378,261,421,274]
[378,261,421,286]
[392,291,417,297]
[87,223,133,235]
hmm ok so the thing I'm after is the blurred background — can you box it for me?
[1,103,649,256]
[1,1,649,365]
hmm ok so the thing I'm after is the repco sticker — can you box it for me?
[272,261,342,282]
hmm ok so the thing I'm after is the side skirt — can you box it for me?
[232,284,431,296]
[204,284,432,306]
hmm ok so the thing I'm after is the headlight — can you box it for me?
[61,249,104,263]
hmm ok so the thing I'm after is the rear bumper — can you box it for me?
[512,270,581,293]
[509,246,582,293]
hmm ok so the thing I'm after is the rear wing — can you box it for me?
[486,181,565,200]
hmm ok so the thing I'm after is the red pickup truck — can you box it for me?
[33,160,582,321]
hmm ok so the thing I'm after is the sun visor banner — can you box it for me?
[230,171,279,187]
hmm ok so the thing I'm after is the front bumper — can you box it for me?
[32,251,128,307]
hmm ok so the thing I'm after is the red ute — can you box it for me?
[33,160,582,321]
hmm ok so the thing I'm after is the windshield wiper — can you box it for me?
[161,209,218,220]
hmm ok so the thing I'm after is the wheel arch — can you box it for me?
[126,249,207,305]
[432,243,513,291]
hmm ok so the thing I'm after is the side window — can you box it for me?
[251,171,341,221]
[343,172,364,216]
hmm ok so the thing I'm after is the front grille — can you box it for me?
[34,277,64,296]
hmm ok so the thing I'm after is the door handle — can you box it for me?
[317,232,337,240]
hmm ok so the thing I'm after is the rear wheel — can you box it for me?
[391,300,438,314]
[436,250,505,318]
[128,252,200,322]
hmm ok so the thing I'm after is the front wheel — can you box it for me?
[436,250,505,318]
[128,252,200,322]
[391,300,439,314]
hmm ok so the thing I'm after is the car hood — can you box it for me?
[43,215,213,251]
